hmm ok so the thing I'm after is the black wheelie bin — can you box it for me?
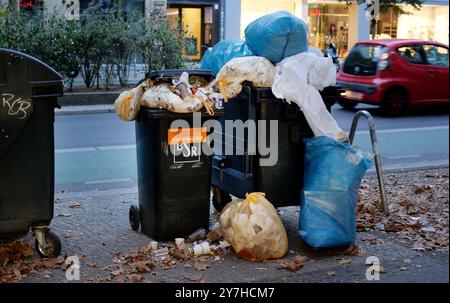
[129,70,223,241]
[0,49,63,257]
[211,84,341,211]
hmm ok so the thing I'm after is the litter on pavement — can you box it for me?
[219,192,288,261]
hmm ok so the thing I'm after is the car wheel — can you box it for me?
[338,99,358,110]
[382,88,408,116]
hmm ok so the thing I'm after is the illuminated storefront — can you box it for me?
[308,1,349,56]
[167,0,221,61]
[375,1,449,45]
[240,0,307,38]
[238,0,448,58]
[239,0,353,55]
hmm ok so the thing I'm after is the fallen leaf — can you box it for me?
[20,245,34,258]
[402,258,411,264]
[345,245,362,256]
[338,258,352,265]
[285,262,304,272]
[87,263,97,268]
[111,268,123,276]
[113,275,125,283]
[56,256,65,265]
[293,255,309,263]
[128,274,144,282]
[69,203,81,209]
[13,268,23,280]
[43,259,58,268]
[327,271,336,276]
[184,274,202,281]
[85,276,96,282]
[136,264,151,273]
[58,213,71,218]
[400,198,413,207]
[192,262,209,271]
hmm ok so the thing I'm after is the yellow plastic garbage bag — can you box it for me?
[218,192,288,261]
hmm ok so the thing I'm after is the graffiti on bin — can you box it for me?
[1,93,32,120]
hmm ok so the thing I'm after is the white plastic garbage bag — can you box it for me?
[271,52,347,141]
[307,45,324,58]
[213,56,275,100]
[219,192,288,262]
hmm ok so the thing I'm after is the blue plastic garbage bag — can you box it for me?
[299,136,372,249]
[244,11,308,64]
[200,39,255,75]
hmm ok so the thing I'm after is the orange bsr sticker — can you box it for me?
[168,128,207,145]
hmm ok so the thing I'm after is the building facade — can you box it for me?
[227,0,449,56]
[20,0,449,59]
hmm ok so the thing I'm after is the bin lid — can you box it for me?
[0,48,64,158]
[138,108,224,120]
[144,69,215,83]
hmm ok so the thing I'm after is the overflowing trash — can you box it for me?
[211,56,275,100]
[200,39,255,75]
[299,136,372,248]
[272,52,347,141]
[218,192,288,261]
[244,11,308,63]
[115,71,218,121]
[115,10,358,255]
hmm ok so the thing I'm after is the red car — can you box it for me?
[337,39,449,115]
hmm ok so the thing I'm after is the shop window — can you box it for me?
[167,6,212,61]
[397,46,427,65]
[240,0,298,39]
[375,8,399,39]
[308,3,349,57]
[423,45,449,67]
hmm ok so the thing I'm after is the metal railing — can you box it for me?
[349,110,389,215]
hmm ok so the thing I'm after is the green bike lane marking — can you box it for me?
[55,127,449,185]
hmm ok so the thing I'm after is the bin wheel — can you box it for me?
[212,187,232,212]
[129,205,140,231]
[35,230,62,258]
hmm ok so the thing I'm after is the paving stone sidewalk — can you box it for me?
[2,168,448,283]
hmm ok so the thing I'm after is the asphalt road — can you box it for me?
[54,104,449,191]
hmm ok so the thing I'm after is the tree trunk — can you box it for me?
[8,0,20,15]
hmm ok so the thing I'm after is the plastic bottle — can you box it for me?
[187,228,207,242]
[183,241,211,256]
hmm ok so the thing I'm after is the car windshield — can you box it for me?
[343,45,385,76]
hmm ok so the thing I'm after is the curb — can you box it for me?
[55,105,116,116]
